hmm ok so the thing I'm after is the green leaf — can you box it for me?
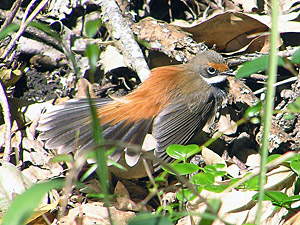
[85,44,100,79]
[154,176,167,183]
[291,48,300,64]
[0,23,19,40]
[287,97,300,113]
[80,163,98,181]
[253,191,289,207]
[2,179,65,225]
[207,198,222,213]
[128,213,173,225]
[87,94,110,206]
[288,154,300,162]
[244,101,262,119]
[85,19,102,38]
[202,164,226,179]
[198,199,221,225]
[242,175,261,191]
[191,173,214,185]
[203,164,226,175]
[204,184,228,193]
[250,117,261,124]
[87,193,106,199]
[282,195,300,206]
[283,113,294,120]
[163,163,200,175]
[267,154,281,163]
[236,55,285,78]
[291,159,300,176]
[207,164,226,170]
[29,21,61,42]
[166,144,199,162]
[198,212,219,225]
[176,188,197,201]
[50,154,74,163]
[107,159,128,171]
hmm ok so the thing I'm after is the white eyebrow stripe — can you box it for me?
[201,75,227,84]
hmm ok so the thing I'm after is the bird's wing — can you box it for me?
[37,98,152,166]
[152,95,216,167]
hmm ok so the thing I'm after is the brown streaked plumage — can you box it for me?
[37,50,233,178]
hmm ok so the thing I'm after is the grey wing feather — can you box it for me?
[152,97,215,168]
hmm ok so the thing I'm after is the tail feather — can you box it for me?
[57,128,94,154]
[38,117,91,140]
[123,120,152,166]
[37,98,153,167]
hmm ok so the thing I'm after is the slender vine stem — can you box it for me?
[256,0,280,224]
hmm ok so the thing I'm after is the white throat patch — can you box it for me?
[202,75,227,84]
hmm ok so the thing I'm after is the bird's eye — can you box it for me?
[207,67,216,75]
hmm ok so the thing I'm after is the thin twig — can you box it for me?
[254,76,297,95]
[0,0,24,32]
[141,159,163,205]
[1,0,49,61]
[100,0,150,82]
[223,151,295,193]
[0,80,11,161]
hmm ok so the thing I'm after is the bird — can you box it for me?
[37,50,233,179]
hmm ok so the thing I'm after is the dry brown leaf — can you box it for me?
[279,0,300,13]
[265,165,296,192]
[246,12,300,33]
[246,201,288,225]
[22,137,50,165]
[11,127,22,149]
[186,162,297,224]
[114,181,130,198]
[115,196,145,211]
[0,160,31,211]
[233,148,260,167]
[21,166,50,184]
[178,12,269,53]
[218,110,238,135]
[227,76,259,107]
[0,68,23,88]
[244,150,261,168]
[23,101,54,123]
[187,189,256,224]
[76,78,96,99]
[59,202,135,225]
[227,164,240,178]
[100,46,126,73]
[176,215,193,225]
[131,17,203,66]
[114,181,146,211]
[263,207,289,225]
[162,192,177,206]
[283,210,300,225]
[201,147,227,168]
[27,200,59,225]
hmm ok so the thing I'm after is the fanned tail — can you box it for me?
[37,98,152,166]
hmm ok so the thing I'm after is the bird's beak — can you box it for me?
[221,70,235,77]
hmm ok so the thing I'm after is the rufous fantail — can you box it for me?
[37,50,233,178]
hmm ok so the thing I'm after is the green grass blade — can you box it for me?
[2,179,65,225]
